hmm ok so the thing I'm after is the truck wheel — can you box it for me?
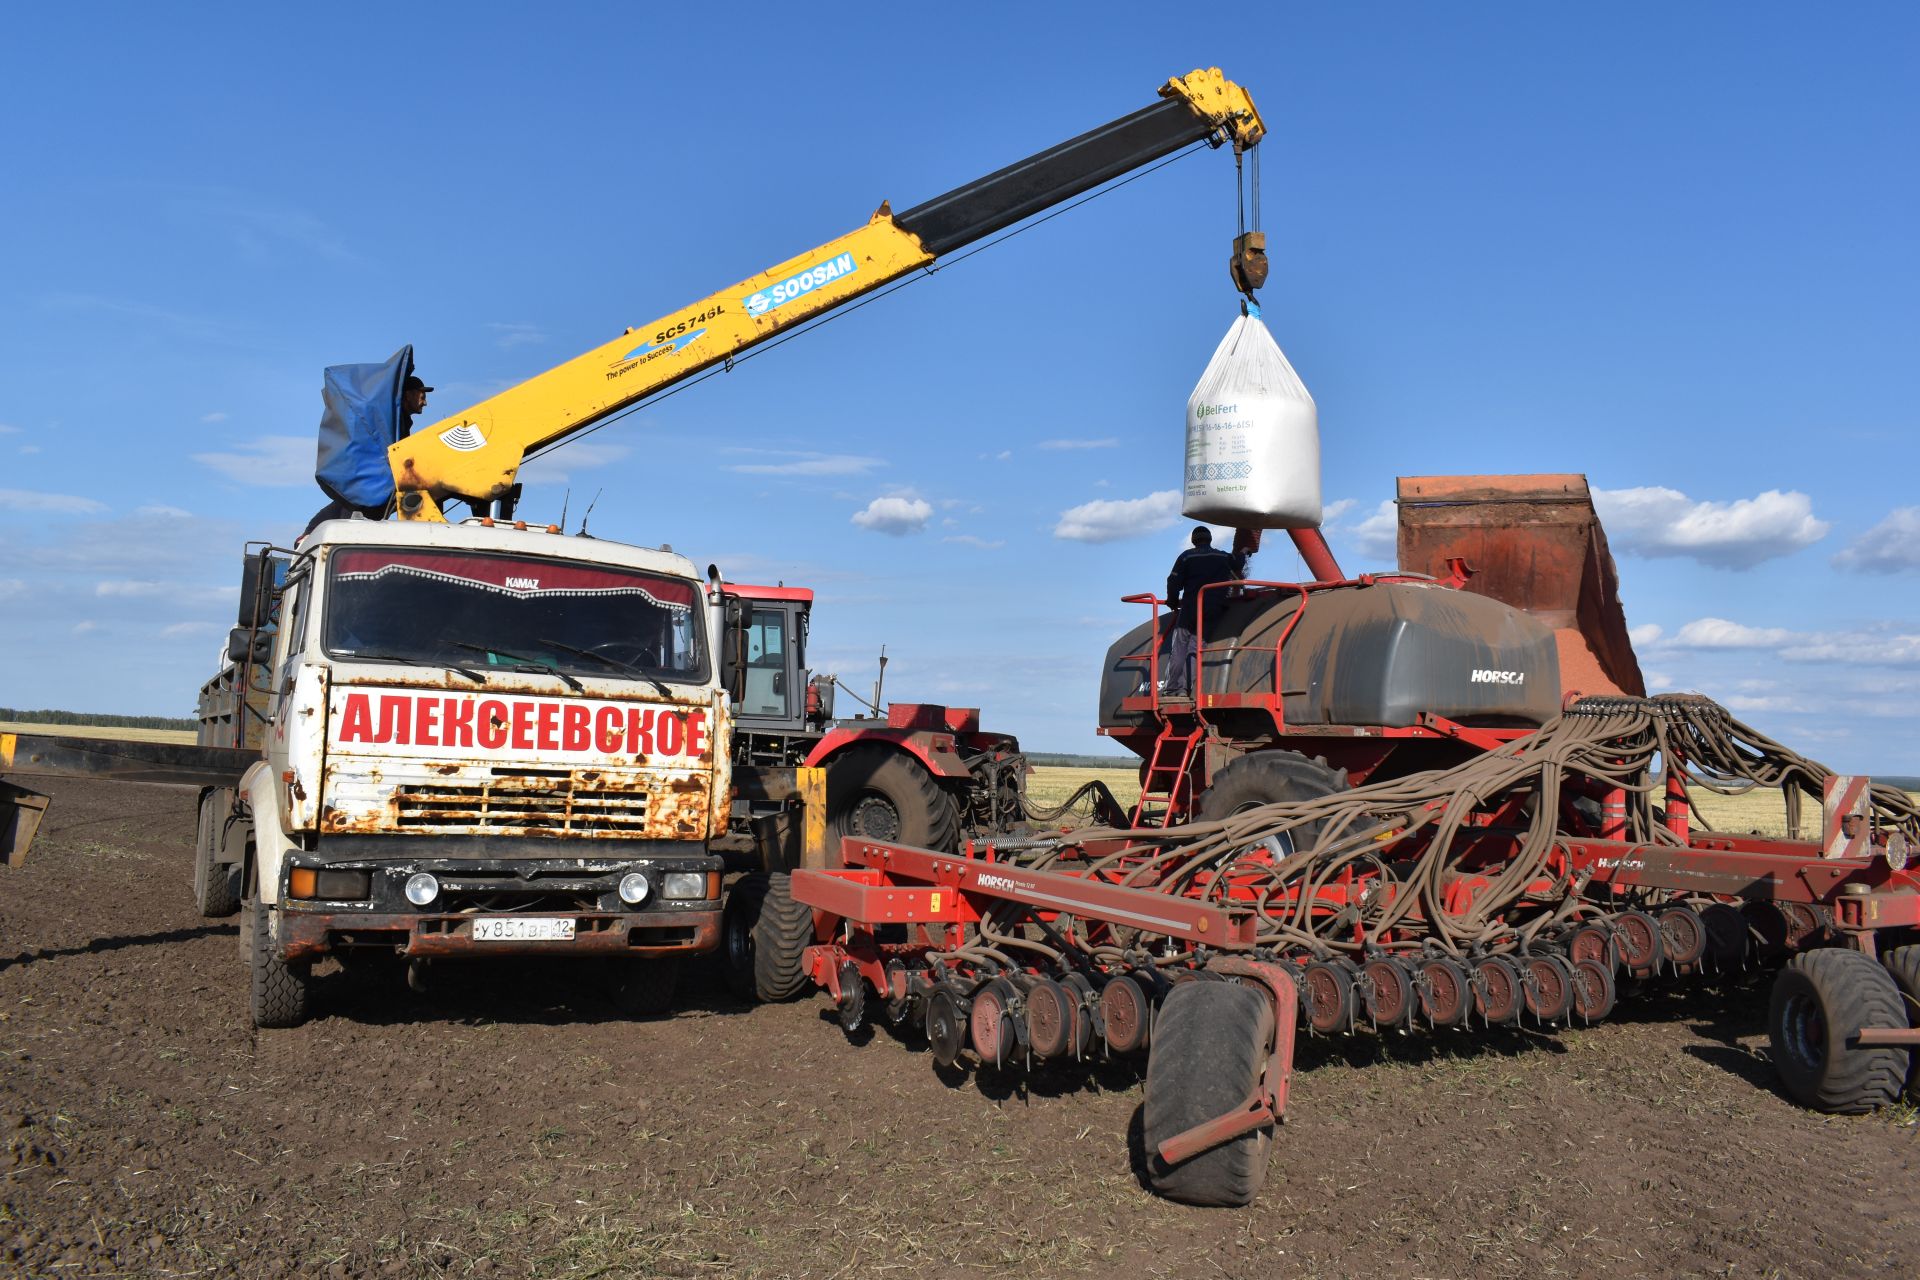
[1768,948,1907,1113]
[192,789,241,918]
[248,896,312,1030]
[1143,979,1275,1207]
[1880,945,1920,1099]
[607,958,680,1017]
[1197,751,1348,847]
[745,873,815,1001]
[722,874,769,1001]
[826,746,959,852]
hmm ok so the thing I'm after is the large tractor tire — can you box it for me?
[1767,948,1908,1113]
[722,872,816,1002]
[247,895,312,1030]
[825,745,960,853]
[192,788,241,918]
[1197,750,1348,847]
[1143,979,1275,1207]
[1880,945,1920,1099]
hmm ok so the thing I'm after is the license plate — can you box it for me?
[471,917,576,942]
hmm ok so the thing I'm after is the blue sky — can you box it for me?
[2,4,1916,768]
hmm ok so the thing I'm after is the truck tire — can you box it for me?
[1768,948,1907,1113]
[1880,945,1920,1099]
[607,958,681,1017]
[1197,750,1348,847]
[826,746,959,853]
[1143,979,1275,1207]
[192,789,241,918]
[724,872,816,1002]
[248,896,312,1030]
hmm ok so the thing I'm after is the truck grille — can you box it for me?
[392,771,650,835]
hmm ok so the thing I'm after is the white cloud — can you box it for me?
[1593,486,1828,569]
[1320,497,1357,522]
[160,621,220,639]
[942,534,1005,549]
[488,322,547,349]
[200,412,228,424]
[96,580,168,597]
[994,450,1011,461]
[193,435,313,487]
[0,578,24,599]
[18,445,40,455]
[72,620,98,635]
[851,495,932,535]
[725,449,885,477]
[0,423,19,435]
[1330,498,1398,561]
[1671,618,1799,649]
[1036,438,1119,451]
[1628,623,1664,646]
[134,504,194,519]
[1781,631,1920,666]
[1722,694,1811,714]
[1053,490,1181,543]
[0,488,108,514]
[1832,507,1920,574]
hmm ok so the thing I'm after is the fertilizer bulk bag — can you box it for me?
[1182,312,1321,528]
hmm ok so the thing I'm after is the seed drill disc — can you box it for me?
[1025,978,1074,1059]
[1612,909,1665,976]
[1302,960,1356,1035]
[836,961,867,1032]
[970,979,1017,1067]
[1657,905,1708,969]
[926,987,966,1067]
[1360,958,1414,1031]
[1473,956,1522,1025]
[1521,953,1575,1023]
[1566,922,1617,971]
[1570,957,1616,1022]
[1060,973,1096,1057]
[1698,903,1748,971]
[1099,974,1151,1054]
[1416,957,1471,1028]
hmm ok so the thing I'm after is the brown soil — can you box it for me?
[3,776,1917,1278]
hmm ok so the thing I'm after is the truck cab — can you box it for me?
[233,517,732,1026]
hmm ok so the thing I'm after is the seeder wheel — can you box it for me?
[1099,974,1152,1055]
[1301,959,1357,1035]
[1613,910,1665,977]
[1566,922,1617,971]
[1768,948,1908,1114]
[1360,958,1415,1031]
[1416,957,1472,1028]
[1521,953,1576,1023]
[1025,978,1076,1059]
[1143,980,1276,1208]
[1472,956,1522,1026]
[1570,957,1616,1022]
[926,986,967,1067]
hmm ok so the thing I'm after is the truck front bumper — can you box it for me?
[277,907,721,961]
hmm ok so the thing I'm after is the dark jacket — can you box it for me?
[1167,544,1239,631]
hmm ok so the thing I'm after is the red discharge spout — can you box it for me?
[1287,528,1344,582]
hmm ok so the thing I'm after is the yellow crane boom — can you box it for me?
[390,70,1263,522]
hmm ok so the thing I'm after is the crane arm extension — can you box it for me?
[390,69,1263,521]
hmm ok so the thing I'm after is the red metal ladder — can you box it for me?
[1130,722,1204,828]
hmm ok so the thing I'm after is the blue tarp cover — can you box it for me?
[315,345,413,511]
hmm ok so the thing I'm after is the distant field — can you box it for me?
[1025,764,1913,838]
[0,720,197,745]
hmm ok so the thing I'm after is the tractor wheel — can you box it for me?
[1143,979,1275,1207]
[1197,751,1348,848]
[730,872,814,1002]
[1767,948,1908,1113]
[826,746,960,852]
[192,789,241,918]
[1880,945,1920,1099]
[247,895,312,1030]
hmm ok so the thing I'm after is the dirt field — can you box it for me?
[5,775,1918,1279]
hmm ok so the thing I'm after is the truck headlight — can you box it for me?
[618,872,652,905]
[662,871,707,900]
[404,872,440,906]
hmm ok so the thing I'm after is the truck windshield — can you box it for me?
[323,548,707,684]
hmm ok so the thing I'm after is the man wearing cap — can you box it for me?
[401,374,433,434]
[1162,527,1239,698]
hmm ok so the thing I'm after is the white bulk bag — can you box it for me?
[1182,312,1321,528]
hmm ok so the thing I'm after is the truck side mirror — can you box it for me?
[237,548,282,628]
[721,598,749,702]
[227,627,272,666]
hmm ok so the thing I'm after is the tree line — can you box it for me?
[0,707,197,731]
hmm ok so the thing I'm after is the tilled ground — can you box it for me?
[3,776,1917,1278]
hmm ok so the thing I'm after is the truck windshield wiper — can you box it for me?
[449,641,585,693]
[337,649,485,684]
[536,638,673,696]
